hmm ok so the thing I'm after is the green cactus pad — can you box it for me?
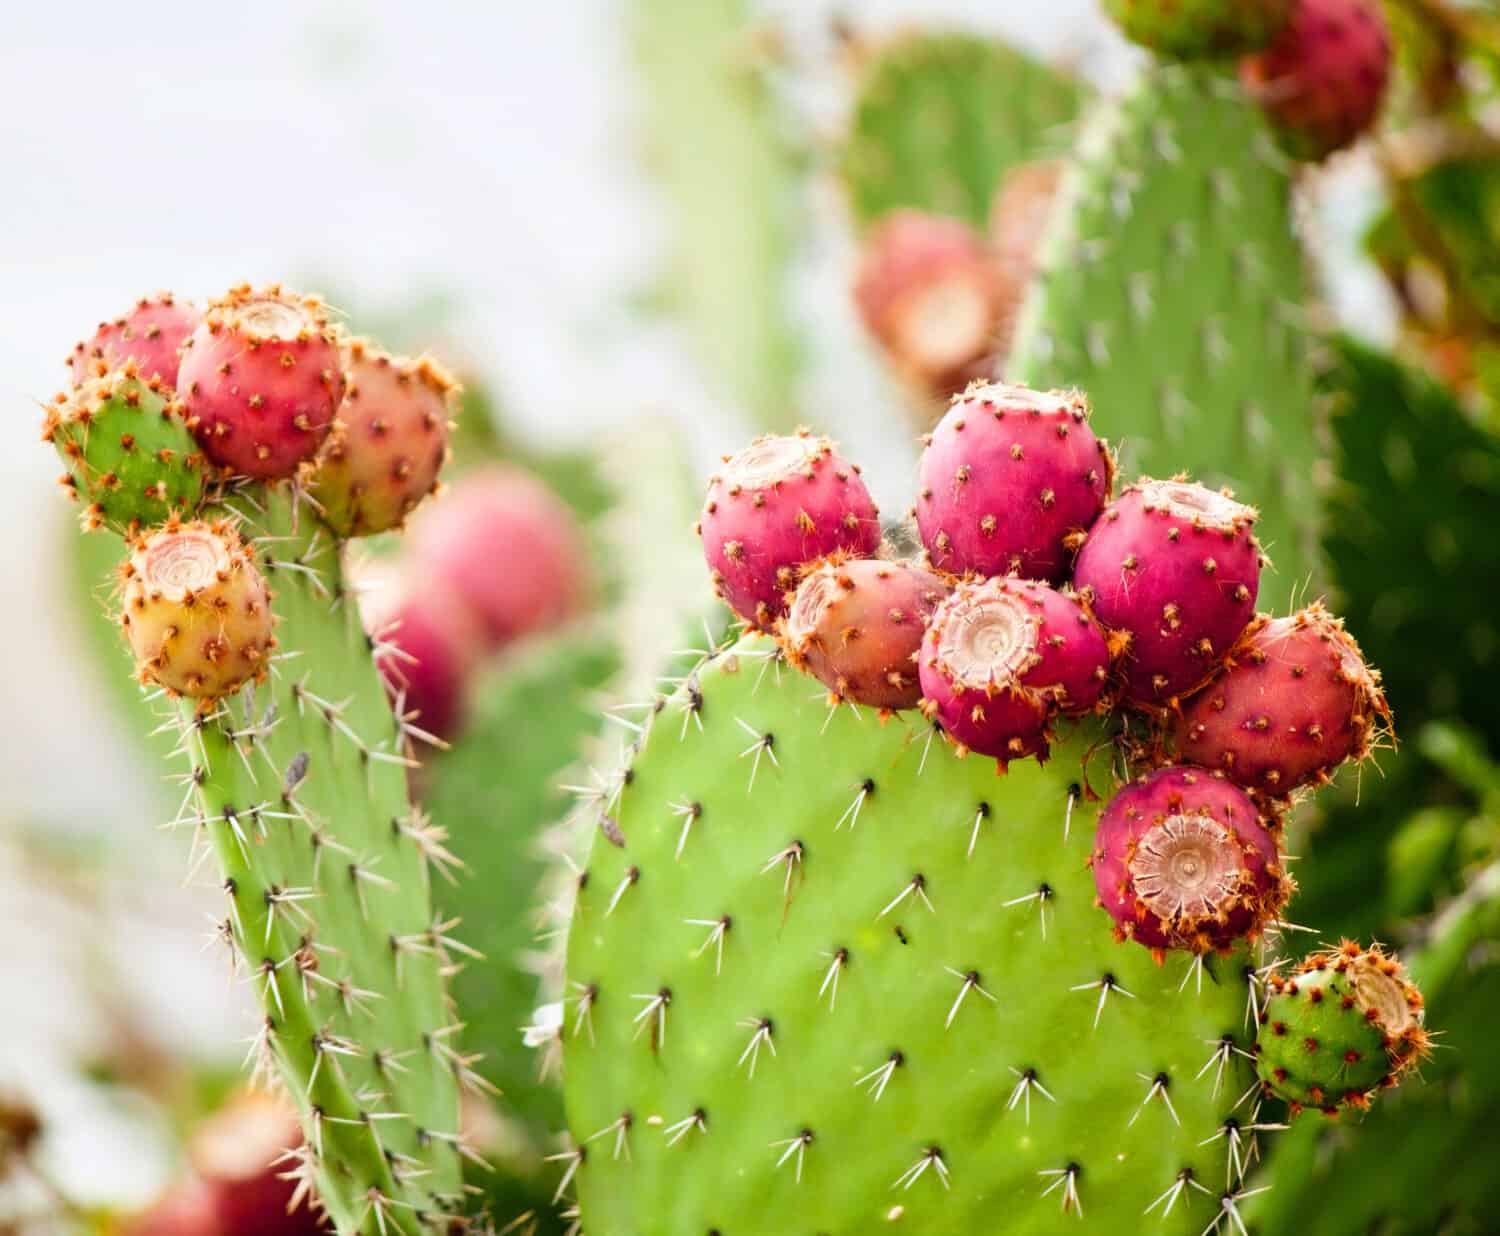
[1254,944,1426,1112]
[45,370,207,534]
[842,32,1087,231]
[1008,65,1323,611]
[562,636,1261,1233]
[170,489,464,1234]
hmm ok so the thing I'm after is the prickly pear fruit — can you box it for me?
[1174,602,1391,795]
[1104,0,1292,59]
[311,339,455,537]
[408,465,587,650]
[919,576,1110,764]
[121,1179,222,1236]
[987,161,1062,366]
[191,1093,326,1235]
[916,383,1112,582]
[177,285,343,479]
[1255,941,1428,1114]
[43,366,207,534]
[1241,0,1391,162]
[1073,479,1262,707]
[853,209,1003,396]
[118,519,275,700]
[68,292,200,389]
[370,585,482,742]
[698,432,881,630]
[1092,765,1289,955]
[781,557,948,710]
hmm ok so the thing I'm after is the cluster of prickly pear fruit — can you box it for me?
[43,284,481,1234]
[555,374,1426,1232]
[361,464,590,742]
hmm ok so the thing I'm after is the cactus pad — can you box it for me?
[562,635,1263,1232]
[1008,66,1323,611]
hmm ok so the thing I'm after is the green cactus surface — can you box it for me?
[842,32,1087,231]
[45,370,207,534]
[169,488,465,1234]
[1008,65,1323,610]
[561,635,1265,1233]
[1103,0,1292,60]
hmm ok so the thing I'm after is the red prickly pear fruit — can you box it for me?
[311,338,457,537]
[1173,602,1392,794]
[120,1179,223,1236]
[1104,0,1293,59]
[68,293,200,391]
[915,382,1113,582]
[987,161,1063,367]
[370,584,482,742]
[177,284,344,479]
[118,518,276,701]
[1073,478,1262,707]
[1091,765,1291,954]
[780,556,950,710]
[853,209,1004,397]
[918,576,1111,765]
[1240,0,1391,162]
[408,465,587,650]
[191,1092,327,1235]
[697,432,881,631]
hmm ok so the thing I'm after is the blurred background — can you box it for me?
[4,0,1498,1233]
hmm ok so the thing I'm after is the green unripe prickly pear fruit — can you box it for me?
[1255,941,1428,1115]
[43,365,208,534]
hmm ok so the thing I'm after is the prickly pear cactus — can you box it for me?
[561,645,1266,1232]
[1008,65,1324,608]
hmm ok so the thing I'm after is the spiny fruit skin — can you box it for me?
[698,431,881,631]
[780,556,948,710]
[1073,478,1262,707]
[42,365,206,534]
[919,575,1110,764]
[118,519,275,700]
[371,585,481,742]
[987,161,1062,367]
[1174,602,1391,795]
[177,284,343,479]
[916,382,1112,583]
[409,465,586,650]
[852,209,1003,397]
[1241,0,1391,162]
[190,1092,326,1235]
[1105,0,1293,59]
[68,292,199,389]
[1255,941,1427,1114]
[1092,765,1289,954]
[311,338,456,537]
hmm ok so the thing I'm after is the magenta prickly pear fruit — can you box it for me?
[68,292,200,389]
[697,431,881,631]
[1256,941,1429,1115]
[177,284,344,479]
[191,1093,326,1235]
[852,208,1004,396]
[1105,0,1293,59]
[311,338,456,537]
[1174,602,1391,795]
[916,382,1113,582]
[1241,0,1391,162]
[918,576,1111,765]
[780,555,949,710]
[369,584,482,742]
[1092,765,1290,955]
[118,518,276,700]
[120,1179,222,1236]
[1073,478,1262,707]
[409,465,587,650]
